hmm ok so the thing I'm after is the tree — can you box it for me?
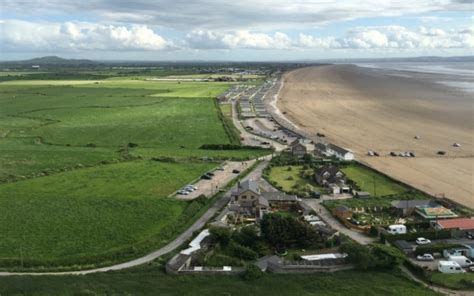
[242,264,263,281]
[340,242,375,270]
[209,226,232,246]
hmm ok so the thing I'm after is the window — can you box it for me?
[242,195,247,199]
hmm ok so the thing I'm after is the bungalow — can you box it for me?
[434,218,474,231]
[261,191,299,210]
[326,144,354,161]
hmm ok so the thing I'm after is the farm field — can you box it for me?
[0,268,439,296]
[341,164,408,196]
[0,73,268,268]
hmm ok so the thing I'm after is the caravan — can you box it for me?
[438,261,465,274]
[387,224,407,234]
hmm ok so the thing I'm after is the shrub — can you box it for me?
[209,226,232,246]
[242,264,263,281]
[414,243,463,256]
[229,242,258,260]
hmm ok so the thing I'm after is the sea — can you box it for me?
[354,62,474,94]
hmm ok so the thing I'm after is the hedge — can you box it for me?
[415,243,463,256]
[200,144,271,151]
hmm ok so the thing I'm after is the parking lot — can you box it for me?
[175,160,256,200]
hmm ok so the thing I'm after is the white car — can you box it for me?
[416,254,434,261]
[416,237,431,245]
[177,190,189,195]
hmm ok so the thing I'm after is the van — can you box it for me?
[438,261,465,274]
[448,255,473,268]
[387,224,407,234]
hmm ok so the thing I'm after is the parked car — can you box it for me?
[466,231,474,239]
[437,151,446,155]
[316,132,325,137]
[201,174,212,180]
[184,185,197,191]
[182,187,194,193]
[232,169,240,174]
[390,152,397,157]
[373,151,380,157]
[409,152,416,157]
[416,237,431,245]
[416,254,434,261]
[216,166,225,171]
[206,172,215,176]
[177,190,189,195]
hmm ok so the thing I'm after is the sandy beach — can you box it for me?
[278,65,473,207]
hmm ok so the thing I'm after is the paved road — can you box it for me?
[0,160,269,276]
[302,199,376,245]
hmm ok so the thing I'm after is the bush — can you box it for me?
[382,229,452,243]
[209,226,232,246]
[229,242,258,260]
[242,264,263,281]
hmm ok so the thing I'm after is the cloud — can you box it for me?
[186,30,292,49]
[2,0,472,31]
[186,26,474,50]
[0,20,176,52]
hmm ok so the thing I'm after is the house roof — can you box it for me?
[166,253,191,272]
[335,206,351,212]
[261,191,299,202]
[315,164,344,179]
[391,199,439,209]
[258,196,269,207]
[232,179,260,196]
[393,240,414,251]
[315,143,327,151]
[436,218,474,230]
[327,144,351,155]
[415,207,458,219]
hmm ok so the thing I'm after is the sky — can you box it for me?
[0,0,473,61]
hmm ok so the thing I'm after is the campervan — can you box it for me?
[387,224,407,235]
[448,255,473,268]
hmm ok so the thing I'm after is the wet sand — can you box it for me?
[278,65,473,207]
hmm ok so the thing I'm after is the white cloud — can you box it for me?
[0,20,175,52]
[186,30,292,49]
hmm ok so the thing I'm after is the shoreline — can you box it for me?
[274,64,473,208]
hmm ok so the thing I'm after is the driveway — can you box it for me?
[302,199,376,245]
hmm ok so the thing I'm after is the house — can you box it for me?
[326,144,354,161]
[434,218,474,231]
[166,229,212,274]
[261,191,299,210]
[314,165,346,186]
[290,138,314,157]
[314,143,327,156]
[390,200,440,217]
[230,180,298,220]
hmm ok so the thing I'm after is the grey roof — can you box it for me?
[391,200,439,209]
[315,143,327,151]
[232,180,260,196]
[258,196,269,207]
[335,206,351,212]
[393,240,414,251]
[166,253,191,272]
[261,191,299,202]
[315,164,344,180]
[327,144,351,155]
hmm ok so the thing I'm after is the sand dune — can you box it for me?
[278,65,473,207]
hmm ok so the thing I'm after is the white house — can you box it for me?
[326,144,354,161]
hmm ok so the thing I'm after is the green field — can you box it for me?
[0,268,439,296]
[0,74,270,268]
[342,164,407,196]
[430,272,474,290]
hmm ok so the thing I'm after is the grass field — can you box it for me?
[0,267,439,295]
[0,160,215,267]
[267,165,322,193]
[0,74,269,268]
[342,164,408,196]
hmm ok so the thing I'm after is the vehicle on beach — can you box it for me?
[453,143,461,147]
[416,237,431,245]
[316,132,325,137]
[414,135,420,139]
[232,169,240,174]
[390,152,397,157]
[417,254,434,261]
[437,151,446,155]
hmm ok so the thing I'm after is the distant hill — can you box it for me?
[5,56,96,66]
